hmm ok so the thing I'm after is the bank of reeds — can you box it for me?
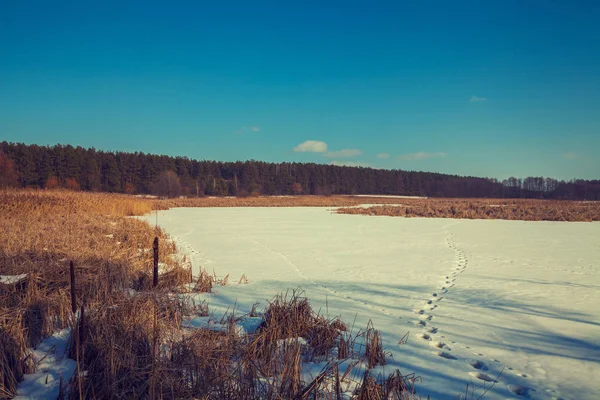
[337,198,600,222]
[0,190,188,398]
[3,189,597,221]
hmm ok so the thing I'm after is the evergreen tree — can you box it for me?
[1,142,599,200]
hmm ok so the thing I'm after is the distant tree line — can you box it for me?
[0,142,598,200]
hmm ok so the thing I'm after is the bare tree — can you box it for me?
[194,179,204,197]
[153,170,182,198]
[291,182,303,195]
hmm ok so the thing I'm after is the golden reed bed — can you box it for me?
[336,198,600,222]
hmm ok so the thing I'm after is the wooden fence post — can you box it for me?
[153,237,159,288]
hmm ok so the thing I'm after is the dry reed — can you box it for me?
[337,198,600,222]
[0,190,188,398]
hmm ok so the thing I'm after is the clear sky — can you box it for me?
[1,1,599,180]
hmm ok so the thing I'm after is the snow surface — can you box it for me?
[144,207,600,400]
[0,274,28,284]
[352,194,427,199]
[14,328,76,399]
[343,203,405,209]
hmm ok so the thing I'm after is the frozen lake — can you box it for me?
[147,207,600,399]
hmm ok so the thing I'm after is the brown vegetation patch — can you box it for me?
[154,194,404,209]
[0,190,187,398]
[337,198,600,222]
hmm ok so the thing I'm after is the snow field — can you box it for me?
[145,207,599,399]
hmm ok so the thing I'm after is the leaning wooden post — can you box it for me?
[69,261,77,314]
[153,236,159,288]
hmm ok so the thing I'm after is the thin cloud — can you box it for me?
[376,153,390,159]
[398,152,447,161]
[329,161,371,168]
[323,149,362,158]
[563,152,579,159]
[236,126,261,134]
[293,140,328,153]
[470,95,487,102]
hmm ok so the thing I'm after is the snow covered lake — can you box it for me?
[146,207,600,400]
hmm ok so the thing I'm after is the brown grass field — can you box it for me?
[0,190,420,399]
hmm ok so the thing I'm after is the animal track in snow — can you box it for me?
[429,341,447,349]
[418,226,534,396]
[469,372,497,383]
[508,385,534,397]
[434,351,457,360]
[441,227,532,393]
[467,360,486,370]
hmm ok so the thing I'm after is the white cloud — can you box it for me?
[323,149,362,158]
[563,151,578,159]
[398,152,447,161]
[251,126,260,132]
[376,153,390,159]
[470,95,487,102]
[293,140,328,153]
[329,161,371,168]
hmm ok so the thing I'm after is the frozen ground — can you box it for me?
[146,207,600,400]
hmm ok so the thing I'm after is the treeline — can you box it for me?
[0,142,599,199]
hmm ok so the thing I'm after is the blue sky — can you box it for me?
[1,1,599,180]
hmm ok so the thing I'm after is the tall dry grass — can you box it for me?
[154,195,398,209]
[0,190,188,398]
[337,198,600,222]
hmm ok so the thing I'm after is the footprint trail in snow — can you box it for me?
[410,227,541,397]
